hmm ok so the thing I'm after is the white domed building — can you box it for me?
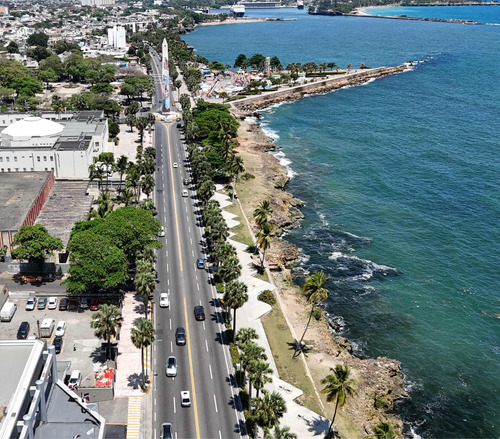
[0,111,108,179]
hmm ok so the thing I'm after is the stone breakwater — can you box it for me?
[231,65,408,114]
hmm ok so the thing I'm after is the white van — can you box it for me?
[40,318,55,338]
[0,302,17,322]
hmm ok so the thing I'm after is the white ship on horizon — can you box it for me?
[230,3,246,16]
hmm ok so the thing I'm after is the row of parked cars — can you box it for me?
[25,296,101,312]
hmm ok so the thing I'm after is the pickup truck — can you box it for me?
[20,275,42,285]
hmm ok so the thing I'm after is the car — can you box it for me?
[55,321,66,337]
[182,189,189,197]
[25,296,36,311]
[58,297,68,311]
[90,298,99,311]
[161,423,173,439]
[196,258,205,269]
[159,226,165,237]
[176,122,183,129]
[173,162,178,168]
[139,106,151,112]
[53,336,63,354]
[159,292,170,308]
[181,390,191,407]
[37,297,47,310]
[17,321,30,339]
[80,297,88,309]
[47,297,58,310]
[175,327,186,346]
[68,370,81,389]
[194,305,205,321]
[166,356,177,377]
[183,178,190,186]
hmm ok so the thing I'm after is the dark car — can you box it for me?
[194,305,205,321]
[58,297,68,311]
[80,297,88,310]
[139,106,151,112]
[90,298,99,311]
[17,321,30,339]
[37,297,47,310]
[183,178,190,186]
[175,327,186,346]
[53,336,63,354]
[161,423,173,439]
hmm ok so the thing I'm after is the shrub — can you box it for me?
[258,289,276,306]
[229,342,240,366]
[239,389,249,410]
[245,244,259,254]
[312,307,322,321]
[241,172,255,180]
[374,395,390,409]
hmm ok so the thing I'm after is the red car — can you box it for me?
[90,298,99,311]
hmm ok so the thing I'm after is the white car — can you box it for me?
[159,292,170,308]
[47,297,58,310]
[159,226,165,237]
[173,162,178,168]
[26,296,36,311]
[181,390,191,407]
[166,356,177,377]
[55,321,66,337]
[182,189,189,197]
[68,370,81,390]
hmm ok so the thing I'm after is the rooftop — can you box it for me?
[1,117,64,139]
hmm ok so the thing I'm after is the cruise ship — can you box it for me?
[297,0,304,9]
[230,3,246,16]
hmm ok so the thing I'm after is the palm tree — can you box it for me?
[320,365,356,438]
[139,198,157,216]
[223,281,248,333]
[131,319,155,385]
[115,155,129,190]
[140,173,155,198]
[90,304,123,360]
[218,255,241,290]
[89,163,105,192]
[126,163,141,203]
[253,391,287,437]
[135,116,149,144]
[248,360,273,408]
[274,426,297,439]
[294,271,330,358]
[240,341,267,383]
[228,153,245,202]
[88,191,114,219]
[135,269,156,318]
[368,421,396,439]
[235,327,259,346]
[256,222,273,270]
[115,187,135,206]
[253,199,273,226]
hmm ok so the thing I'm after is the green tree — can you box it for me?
[223,281,248,333]
[256,222,273,270]
[321,365,356,438]
[7,41,19,54]
[253,391,287,436]
[253,200,272,226]
[38,68,57,91]
[27,32,49,48]
[135,116,149,143]
[248,360,273,408]
[367,421,397,439]
[140,173,155,199]
[294,270,330,358]
[240,341,267,382]
[234,53,248,69]
[11,225,63,268]
[27,46,52,62]
[90,304,123,360]
[115,188,135,207]
[88,191,114,219]
[125,114,136,133]
[131,319,155,386]
[235,327,259,346]
[91,82,114,95]
[135,266,156,319]
[273,426,297,439]
[12,77,43,97]
[115,155,129,190]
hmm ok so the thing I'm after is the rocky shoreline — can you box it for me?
[231,72,408,436]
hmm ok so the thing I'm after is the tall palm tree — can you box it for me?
[294,270,330,358]
[228,153,245,202]
[89,163,105,192]
[274,426,297,439]
[320,365,356,438]
[115,155,129,190]
[135,269,156,319]
[253,391,287,437]
[240,341,267,384]
[126,163,141,203]
[235,327,259,346]
[253,200,273,226]
[248,360,273,408]
[368,421,396,439]
[140,173,155,199]
[115,187,135,207]
[135,116,149,144]
[139,198,157,216]
[256,222,273,270]
[90,304,123,360]
[131,318,155,385]
[223,281,248,333]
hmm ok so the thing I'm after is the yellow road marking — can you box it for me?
[184,297,200,439]
[166,128,183,272]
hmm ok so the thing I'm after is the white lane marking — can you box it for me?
[195,275,198,281]
[169,319,172,331]
[203,321,206,331]
[205,339,209,352]
[190,237,193,245]
[173,396,176,414]
[166,263,169,272]
[192,250,195,257]
[167,278,170,286]
[219,431,222,439]
[213,394,218,413]
[188,225,191,233]
[197,283,200,291]
[166,249,168,257]
[154,397,157,406]
[209,364,213,380]
[154,411,156,422]
[171,341,173,353]
[185,206,188,212]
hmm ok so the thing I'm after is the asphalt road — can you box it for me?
[150,55,245,439]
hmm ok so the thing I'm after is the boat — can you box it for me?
[230,3,246,17]
[297,0,304,9]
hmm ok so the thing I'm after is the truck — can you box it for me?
[0,302,17,322]
[40,318,55,338]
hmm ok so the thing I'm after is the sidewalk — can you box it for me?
[212,187,330,438]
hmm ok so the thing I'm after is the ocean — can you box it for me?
[183,8,500,438]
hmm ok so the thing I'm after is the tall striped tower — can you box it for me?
[162,38,170,113]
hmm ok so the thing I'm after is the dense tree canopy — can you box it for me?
[27,32,49,48]
[11,224,63,266]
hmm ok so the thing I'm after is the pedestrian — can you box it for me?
[73,344,76,351]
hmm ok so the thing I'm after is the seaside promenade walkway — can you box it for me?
[212,187,330,438]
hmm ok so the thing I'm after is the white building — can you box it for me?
[81,0,115,7]
[0,111,108,179]
[107,25,126,49]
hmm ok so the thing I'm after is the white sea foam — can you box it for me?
[359,77,377,86]
[270,150,296,179]
[260,123,280,142]
[329,252,397,281]
[296,248,310,265]
[408,426,424,439]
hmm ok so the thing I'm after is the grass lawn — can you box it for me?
[262,304,324,416]
[224,200,254,247]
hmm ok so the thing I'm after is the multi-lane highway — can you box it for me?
[150,53,245,439]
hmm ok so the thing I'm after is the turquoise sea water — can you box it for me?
[183,8,500,438]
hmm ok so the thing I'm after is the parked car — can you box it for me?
[181,390,191,407]
[175,327,186,346]
[166,356,177,377]
[53,336,63,354]
[196,258,205,269]
[194,305,205,321]
[17,321,30,339]
[47,297,58,310]
[20,275,42,285]
[37,297,47,310]
[58,298,68,311]
[55,321,66,337]
[25,296,36,311]
[90,298,99,311]
[159,226,165,237]
[159,292,170,308]
[79,297,88,309]
[68,370,81,389]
